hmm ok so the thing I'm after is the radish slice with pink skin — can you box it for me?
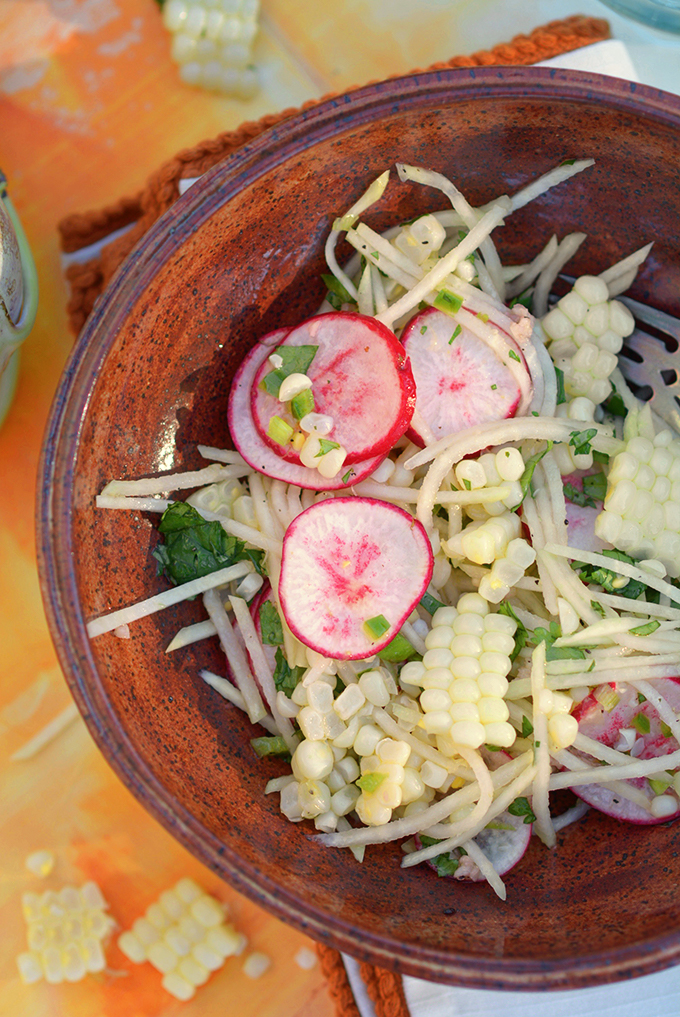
[570,678,680,824]
[401,307,522,447]
[279,497,433,660]
[416,810,531,881]
[251,311,416,464]
[228,329,384,489]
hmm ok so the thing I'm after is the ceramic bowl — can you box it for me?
[38,66,680,990]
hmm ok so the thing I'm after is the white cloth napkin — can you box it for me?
[343,34,680,1017]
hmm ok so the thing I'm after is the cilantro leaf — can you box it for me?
[262,345,318,397]
[322,273,356,311]
[532,620,585,661]
[513,441,553,508]
[521,715,534,739]
[564,482,595,508]
[508,797,537,824]
[272,647,305,697]
[574,548,646,599]
[152,502,265,586]
[497,601,528,662]
[582,472,608,502]
[418,836,460,878]
[602,383,627,418]
[259,600,284,645]
[555,366,566,405]
[315,438,341,457]
[569,428,598,456]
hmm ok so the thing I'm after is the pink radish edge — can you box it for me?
[401,307,522,448]
[570,677,680,825]
[250,311,416,465]
[278,497,433,660]
[227,329,385,489]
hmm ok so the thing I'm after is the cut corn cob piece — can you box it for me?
[117,878,246,1000]
[161,0,260,98]
[17,882,114,984]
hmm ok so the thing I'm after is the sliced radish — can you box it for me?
[401,307,522,446]
[251,312,416,464]
[416,810,531,882]
[278,497,433,660]
[570,678,680,824]
[227,329,384,489]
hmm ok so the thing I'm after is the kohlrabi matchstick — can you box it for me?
[278,497,433,659]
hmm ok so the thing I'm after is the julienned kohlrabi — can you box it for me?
[87,158,680,901]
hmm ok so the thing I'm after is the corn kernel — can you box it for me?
[191,895,224,929]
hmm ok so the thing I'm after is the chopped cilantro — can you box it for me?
[521,715,534,739]
[491,384,497,391]
[590,599,606,617]
[420,325,428,334]
[508,349,521,362]
[602,384,628,418]
[509,290,533,311]
[322,273,356,311]
[497,602,528,662]
[262,344,318,396]
[272,647,305,696]
[593,449,610,465]
[583,472,608,502]
[463,478,472,491]
[449,324,462,345]
[418,836,460,878]
[632,712,651,735]
[555,366,566,405]
[259,599,284,645]
[508,797,537,824]
[660,721,673,739]
[564,482,595,508]
[315,438,341,457]
[152,501,265,586]
[341,468,354,485]
[574,548,646,599]
[533,619,585,661]
[569,428,598,456]
[512,441,553,508]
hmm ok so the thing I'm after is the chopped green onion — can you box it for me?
[363,614,390,639]
[291,388,315,420]
[648,776,672,795]
[555,366,566,405]
[449,324,462,345]
[660,721,673,739]
[491,384,497,391]
[433,288,463,316]
[420,592,444,615]
[630,620,660,636]
[357,772,387,794]
[250,736,290,759]
[267,415,294,446]
[379,632,416,662]
[632,712,651,735]
[594,683,620,712]
[478,313,489,323]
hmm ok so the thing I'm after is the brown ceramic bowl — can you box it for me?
[38,67,680,990]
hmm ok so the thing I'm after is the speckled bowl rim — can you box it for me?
[38,65,680,990]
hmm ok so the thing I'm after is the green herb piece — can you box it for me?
[364,614,390,639]
[632,712,651,735]
[478,312,489,323]
[508,796,537,824]
[508,349,521,363]
[449,324,462,345]
[590,599,606,617]
[463,478,472,491]
[521,715,534,739]
[433,288,463,316]
[418,836,460,878]
[152,502,265,586]
[593,449,610,465]
[649,776,672,795]
[660,721,673,739]
[272,647,305,697]
[420,592,445,615]
[534,621,586,662]
[637,692,647,704]
[371,251,379,259]
[602,384,628,418]
[583,472,608,502]
[322,273,356,310]
[291,388,314,420]
[342,469,354,485]
[484,745,503,753]
[509,290,533,311]
[315,438,341,457]
[267,415,294,446]
[491,384,497,391]
[497,601,528,662]
[532,410,539,416]
[262,344,319,396]
[630,620,660,636]
[485,820,515,831]
[418,300,429,310]
[250,736,290,759]
[560,158,576,166]
[259,600,284,646]
[513,441,553,508]
[574,548,646,599]
[420,325,428,334]
[555,366,566,405]
[379,632,417,662]
[564,482,595,508]
[569,428,598,456]
[357,772,387,794]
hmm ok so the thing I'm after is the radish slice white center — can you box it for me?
[279,497,433,660]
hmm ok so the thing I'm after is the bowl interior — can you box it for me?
[39,67,680,989]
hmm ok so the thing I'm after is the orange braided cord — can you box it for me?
[316,945,363,1017]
